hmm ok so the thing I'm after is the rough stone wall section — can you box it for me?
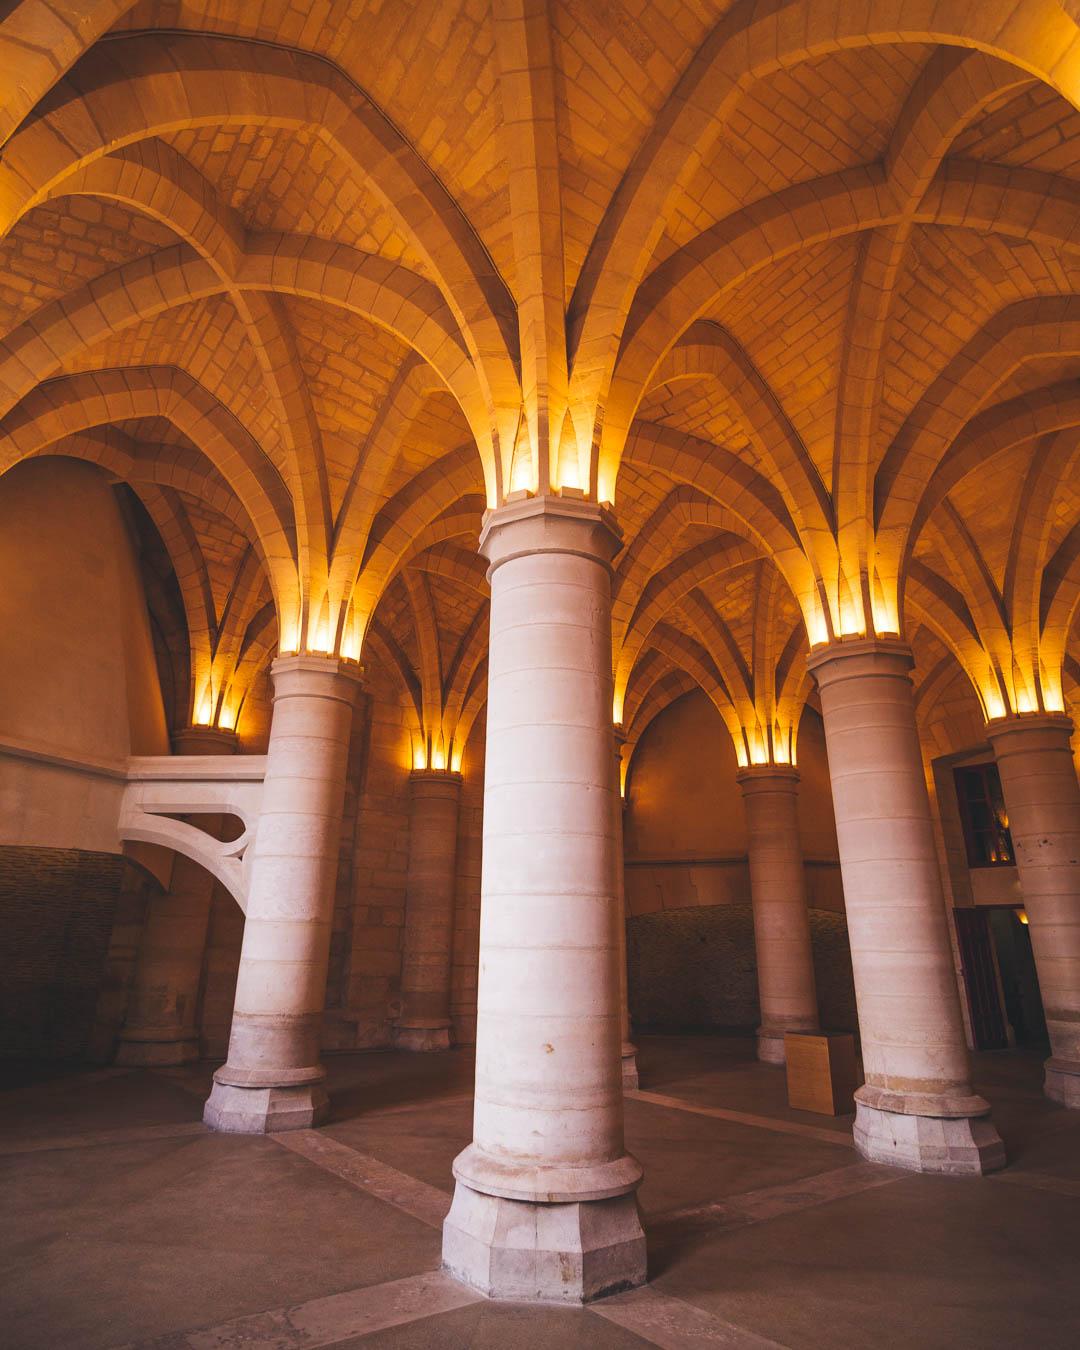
[450,719,485,1046]
[344,673,412,1048]
[0,847,127,1059]
[627,903,858,1036]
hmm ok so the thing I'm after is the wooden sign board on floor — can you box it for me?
[784,1031,859,1115]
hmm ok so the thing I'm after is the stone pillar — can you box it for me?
[395,768,463,1051]
[203,655,361,1133]
[985,713,1080,1107]
[115,726,237,1066]
[736,764,819,1064]
[806,638,1004,1174]
[613,727,639,1089]
[442,496,646,1303]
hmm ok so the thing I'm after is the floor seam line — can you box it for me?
[271,1129,453,1229]
[627,1087,855,1148]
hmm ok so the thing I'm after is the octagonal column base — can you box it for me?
[115,1035,198,1067]
[853,1102,1005,1175]
[756,1027,787,1066]
[1044,1057,1080,1108]
[442,1181,646,1303]
[394,1023,452,1053]
[203,1078,328,1134]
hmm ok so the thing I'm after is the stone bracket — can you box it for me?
[118,755,267,912]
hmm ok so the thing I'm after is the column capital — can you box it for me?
[984,711,1075,749]
[270,653,364,705]
[478,493,622,575]
[806,636,914,686]
[408,767,464,798]
[735,763,801,791]
[171,726,239,756]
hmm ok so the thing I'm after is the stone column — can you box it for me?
[115,726,237,1066]
[736,764,819,1064]
[442,495,646,1303]
[613,726,639,1089]
[985,713,1080,1106]
[203,655,361,1133]
[807,638,1004,1174]
[395,767,463,1051]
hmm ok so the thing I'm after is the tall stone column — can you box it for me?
[115,725,237,1065]
[203,655,362,1133]
[395,767,463,1051]
[736,765,819,1064]
[985,713,1080,1106]
[442,496,646,1303]
[613,726,639,1089]
[807,638,1004,1173]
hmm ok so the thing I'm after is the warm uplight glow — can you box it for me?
[612,689,625,724]
[341,628,362,662]
[837,598,866,639]
[556,433,582,491]
[217,702,237,732]
[1017,908,1029,926]
[509,433,535,494]
[734,739,749,768]
[451,744,464,774]
[413,742,428,771]
[1014,686,1035,714]
[869,569,899,636]
[1043,686,1065,714]
[805,600,829,648]
[279,611,301,655]
[309,616,333,654]
[982,685,1006,721]
[431,742,447,771]
[195,689,214,726]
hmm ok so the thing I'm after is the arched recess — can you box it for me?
[0,367,299,621]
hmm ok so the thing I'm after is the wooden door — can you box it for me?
[953,908,1009,1051]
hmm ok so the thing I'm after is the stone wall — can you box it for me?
[627,902,858,1036]
[0,846,130,1059]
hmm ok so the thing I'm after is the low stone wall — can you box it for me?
[0,846,127,1059]
[627,901,858,1035]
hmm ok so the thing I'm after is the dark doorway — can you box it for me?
[988,907,1048,1047]
[955,907,1009,1050]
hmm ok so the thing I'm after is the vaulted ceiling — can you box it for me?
[2,0,1079,766]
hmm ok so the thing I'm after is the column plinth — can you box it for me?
[735,764,819,1065]
[985,712,1080,1106]
[441,495,646,1303]
[116,726,238,1066]
[203,655,362,1134]
[395,768,463,1052]
[807,638,1004,1174]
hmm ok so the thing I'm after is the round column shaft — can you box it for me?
[613,728,639,1089]
[985,713,1080,1106]
[807,638,1004,1174]
[116,726,237,1066]
[736,765,819,1064]
[442,496,646,1304]
[396,768,463,1052]
[203,655,361,1134]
